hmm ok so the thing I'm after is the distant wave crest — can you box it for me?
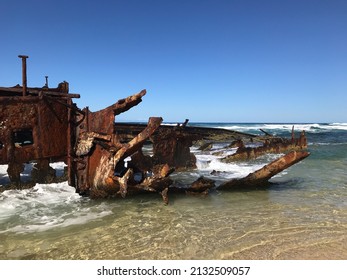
[215,123,347,133]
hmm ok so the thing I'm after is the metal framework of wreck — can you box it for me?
[0,56,310,203]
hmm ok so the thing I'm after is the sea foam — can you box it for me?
[215,123,347,133]
[0,181,112,234]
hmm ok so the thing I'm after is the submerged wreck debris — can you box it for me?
[218,151,310,190]
[151,125,199,170]
[0,55,311,203]
[221,128,308,162]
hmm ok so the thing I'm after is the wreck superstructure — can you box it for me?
[0,56,310,203]
[0,56,79,184]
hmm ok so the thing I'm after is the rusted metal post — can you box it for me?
[18,55,29,96]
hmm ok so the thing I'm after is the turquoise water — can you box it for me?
[0,123,346,259]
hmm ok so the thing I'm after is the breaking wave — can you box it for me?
[212,123,347,134]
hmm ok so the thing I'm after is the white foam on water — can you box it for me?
[0,165,9,185]
[263,123,347,132]
[1,162,68,186]
[0,182,113,234]
[195,152,265,180]
[264,123,317,131]
[49,162,67,169]
[161,122,180,126]
[311,142,347,146]
[0,165,8,174]
[215,123,347,133]
[328,123,347,130]
[215,124,263,132]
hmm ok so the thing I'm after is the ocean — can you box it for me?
[0,123,346,260]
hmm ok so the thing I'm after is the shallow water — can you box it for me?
[0,123,346,259]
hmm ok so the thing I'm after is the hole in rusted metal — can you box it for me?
[12,129,34,147]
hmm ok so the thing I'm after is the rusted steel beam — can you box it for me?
[0,87,80,99]
[0,96,40,102]
[39,92,80,98]
[113,89,146,116]
[43,95,85,115]
[113,117,163,164]
[93,117,162,188]
[18,55,28,96]
[158,151,310,204]
[84,90,146,135]
[221,130,308,162]
[71,90,164,197]
[186,176,216,193]
[67,98,76,188]
[113,122,257,143]
[218,151,310,190]
[74,116,163,198]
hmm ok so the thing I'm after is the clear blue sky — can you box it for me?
[1,0,346,123]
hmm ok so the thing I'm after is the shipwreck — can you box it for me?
[0,55,310,204]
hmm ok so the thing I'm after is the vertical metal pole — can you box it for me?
[45,76,49,88]
[18,55,29,96]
